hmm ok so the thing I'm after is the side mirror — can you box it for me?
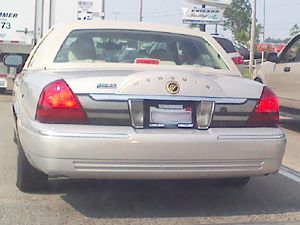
[3,54,23,68]
[266,53,279,63]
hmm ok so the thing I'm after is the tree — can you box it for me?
[290,24,300,37]
[265,37,289,44]
[264,24,300,44]
[223,0,261,45]
[256,23,263,43]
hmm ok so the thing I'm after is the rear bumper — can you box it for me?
[18,121,286,179]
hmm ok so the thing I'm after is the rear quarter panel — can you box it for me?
[14,71,62,123]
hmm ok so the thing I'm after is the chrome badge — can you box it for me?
[97,83,117,89]
[166,81,180,94]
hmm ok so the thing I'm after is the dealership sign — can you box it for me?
[186,0,232,8]
[183,7,225,24]
[256,43,286,53]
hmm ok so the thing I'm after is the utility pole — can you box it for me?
[215,24,218,35]
[139,0,143,22]
[263,0,266,42]
[249,0,256,74]
[49,0,53,28]
[101,0,105,20]
[199,5,206,32]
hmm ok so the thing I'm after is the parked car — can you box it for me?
[253,33,300,112]
[5,21,285,192]
[213,36,245,74]
[234,43,262,60]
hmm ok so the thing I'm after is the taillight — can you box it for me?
[232,56,244,65]
[36,79,88,124]
[247,86,279,127]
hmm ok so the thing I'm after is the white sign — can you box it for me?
[186,0,232,8]
[0,0,36,45]
[183,7,225,24]
[77,0,93,20]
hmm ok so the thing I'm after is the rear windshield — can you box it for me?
[54,29,228,70]
[213,37,237,54]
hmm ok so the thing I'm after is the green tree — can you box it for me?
[290,24,300,37]
[223,0,261,45]
[265,37,289,44]
[256,23,263,43]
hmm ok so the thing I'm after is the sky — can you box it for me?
[4,0,300,42]
[104,0,300,41]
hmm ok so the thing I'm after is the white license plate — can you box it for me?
[150,105,192,125]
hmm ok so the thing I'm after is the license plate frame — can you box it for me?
[144,100,196,129]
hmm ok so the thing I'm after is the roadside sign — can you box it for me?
[183,7,225,24]
[256,43,286,53]
[77,0,93,20]
[256,43,270,52]
[185,0,232,8]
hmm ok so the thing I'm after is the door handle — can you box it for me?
[284,67,291,72]
[16,28,34,34]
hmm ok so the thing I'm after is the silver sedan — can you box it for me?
[5,21,286,192]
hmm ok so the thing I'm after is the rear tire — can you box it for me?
[216,177,250,187]
[16,143,48,192]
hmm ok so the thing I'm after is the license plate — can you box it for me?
[148,103,194,128]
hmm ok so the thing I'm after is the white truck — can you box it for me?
[0,0,101,92]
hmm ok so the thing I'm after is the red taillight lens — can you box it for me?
[247,86,279,127]
[232,56,244,65]
[36,79,88,124]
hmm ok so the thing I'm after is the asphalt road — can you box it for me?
[1,94,300,225]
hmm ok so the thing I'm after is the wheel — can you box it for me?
[16,143,48,192]
[0,88,6,94]
[216,177,250,187]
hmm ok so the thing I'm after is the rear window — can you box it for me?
[214,37,237,54]
[54,29,228,70]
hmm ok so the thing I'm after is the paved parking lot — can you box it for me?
[0,94,300,225]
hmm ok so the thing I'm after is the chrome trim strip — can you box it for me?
[197,101,215,130]
[213,116,249,121]
[39,131,130,139]
[73,159,264,172]
[90,94,248,104]
[128,99,144,128]
[217,134,285,140]
[86,112,130,119]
